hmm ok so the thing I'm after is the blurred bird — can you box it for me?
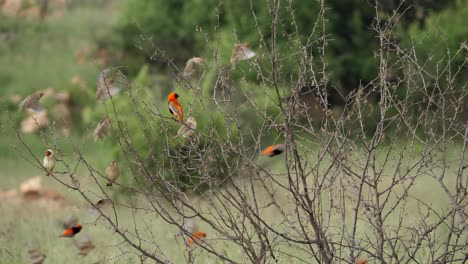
[182,57,204,78]
[185,220,207,247]
[168,92,183,122]
[93,117,111,142]
[105,161,120,187]
[59,223,82,237]
[27,249,46,264]
[230,43,256,66]
[96,69,121,101]
[19,91,45,112]
[73,236,95,256]
[176,116,197,138]
[356,259,367,264]
[88,198,112,215]
[58,214,79,230]
[43,149,55,176]
[261,144,285,157]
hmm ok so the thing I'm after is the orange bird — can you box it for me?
[168,92,183,122]
[261,144,285,157]
[187,231,207,246]
[59,224,82,237]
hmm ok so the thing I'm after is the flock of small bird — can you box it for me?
[18,43,290,263]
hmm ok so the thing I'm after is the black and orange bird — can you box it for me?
[261,144,285,157]
[59,223,82,237]
[185,220,207,247]
[188,231,207,247]
[168,92,183,122]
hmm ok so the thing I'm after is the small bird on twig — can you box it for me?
[43,149,55,176]
[96,69,122,101]
[19,91,45,112]
[176,116,197,139]
[182,57,204,78]
[105,161,120,187]
[168,92,183,122]
[261,144,285,157]
[230,43,256,66]
[88,198,112,215]
[93,117,111,142]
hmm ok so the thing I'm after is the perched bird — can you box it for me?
[19,91,45,112]
[261,144,285,157]
[59,223,82,237]
[168,92,183,122]
[176,116,197,138]
[43,149,55,176]
[96,69,121,101]
[230,43,256,66]
[27,249,46,264]
[93,117,111,142]
[182,57,204,78]
[105,161,120,187]
[73,236,95,256]
[185,220,207,247]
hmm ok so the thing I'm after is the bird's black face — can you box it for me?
[175,93,179,99]
[45,150,52,156]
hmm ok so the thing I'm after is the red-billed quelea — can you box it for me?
[19,91,45,112]
[96,69,121,101]
[43,149,55,176]
[176,116,197,138]
[105,161,120,187]
[93,117,111,142]
[230,43,256,66]
[182,57,204,78]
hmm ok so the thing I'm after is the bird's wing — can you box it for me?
[238,47,256,61]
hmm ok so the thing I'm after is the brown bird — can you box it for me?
[182,57,204,78]
[230,43,256,66]
[59,223,82,237]
[43,149,55,176]
[93,117,111,142]
[19,91,45,112]
[73,236,95,256]
[105,161,120,187]
[96,69,122,101]
[27,249,46,264]
[88,198,112,215]
[176,116,197,138]
[168,92,183,122]
[261,144,285,157]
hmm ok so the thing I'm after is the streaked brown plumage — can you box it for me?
[96,69,121,101]
[27,249,46,264]
[105,161,120,187]
[93,117,111,142]
[88,198,112,215]
[230,43,256,66]
[182,57,204,78]
[19,91,45,112]
[176,116,197,138]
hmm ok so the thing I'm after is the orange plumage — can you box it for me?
[187,231,207,246]
[59,224,82,237]
[168,92,183,122]
[261,144,285,157]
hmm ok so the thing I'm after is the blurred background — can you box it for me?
[0,0,466,262]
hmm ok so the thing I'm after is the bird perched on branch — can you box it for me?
[168,92,183,122]
[105,161,120,187]
[182,57,204,78]
[88,198,112,215]
[19,91,45,112]
[230,43,256,66]
[96,69,122,101]
[176,116,197,139]
[93,117,111,142]
[43,149,55,176]
[261,144,285,157]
